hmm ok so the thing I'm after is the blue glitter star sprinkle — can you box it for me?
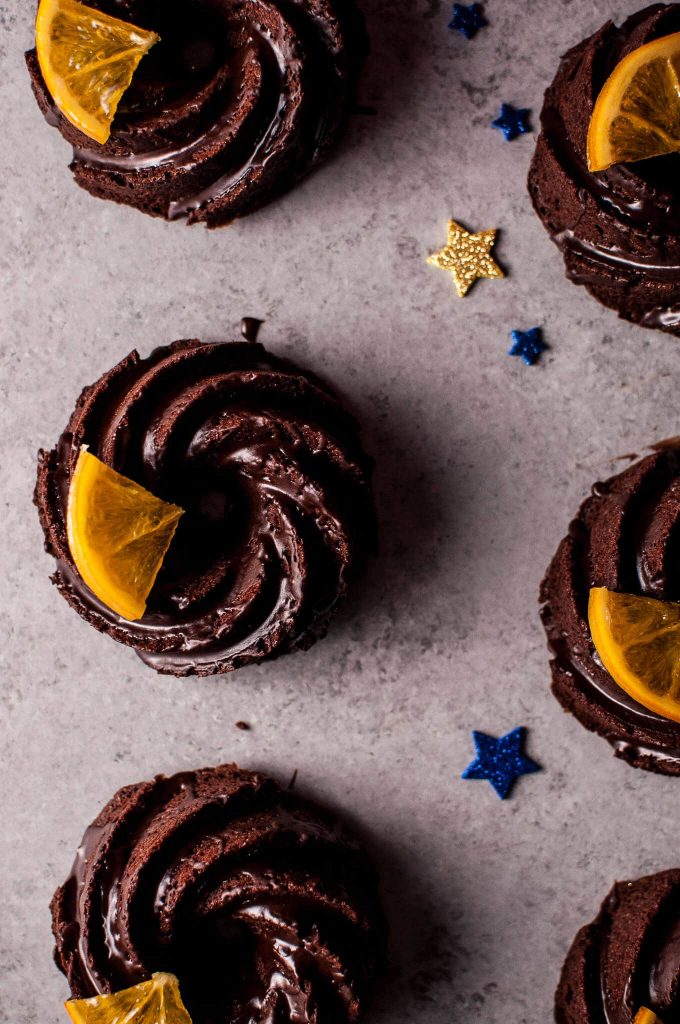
[492,103,531,141]
[449,2,487,39]
[462,727,540,800]
[508,327,548,366]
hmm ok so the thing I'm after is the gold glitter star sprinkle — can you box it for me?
[427,219,504,297]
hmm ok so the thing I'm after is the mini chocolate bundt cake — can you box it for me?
[556,870,680,1023]
[51,763,386,1024]
[540,444,680,773]
[26,0,368,226]
[34,332,376,675]
[528,4,680,335]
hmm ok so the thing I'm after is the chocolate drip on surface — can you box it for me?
[528,4,680,336]
[241,318,264,343]
[540,444,680,775]
[25,0,368,227]
[51,764,386,1024]
[555,870,680,1024]
[34,337,376,676]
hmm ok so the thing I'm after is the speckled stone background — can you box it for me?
[3,0,680,1021]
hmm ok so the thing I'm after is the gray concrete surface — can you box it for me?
[2,0,680,1021]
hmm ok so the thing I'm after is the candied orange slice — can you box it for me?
[633,1010,662,1024]
[587,31,680,171]
[588,587,680,723]
[35,0,158,144]
[66,449,183,621]
[65,973,193,1024]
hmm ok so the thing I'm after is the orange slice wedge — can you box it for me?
[65,972,193,1024]
[634,1010,662,1024]
[35,0,158,144]
[587,31,680,171]
[66,449,183,621]
[588,587,680,723]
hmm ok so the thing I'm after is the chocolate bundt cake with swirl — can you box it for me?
[26,0,368,226]
[540,444,680,774]
[528,4,680,335]
[555,869,680,1024]
[51,763,386,1024]
[34,331,376,675]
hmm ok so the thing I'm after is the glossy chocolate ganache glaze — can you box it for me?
[556,870,680,1024]
[528,4,680,335]
[34,332,376,675]
[51,763,386,1024]
[26,0,367,226]
[540,444,680,774]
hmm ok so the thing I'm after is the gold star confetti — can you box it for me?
[427,219,504,297]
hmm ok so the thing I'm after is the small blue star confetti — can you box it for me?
[449,2,487,39]
[492,103,531,141]
[508,327,548,366]
[462,727,540,800]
